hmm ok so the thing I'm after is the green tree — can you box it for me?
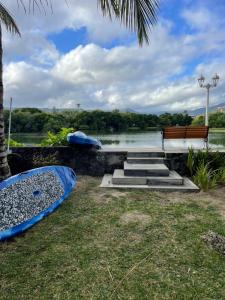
[209,112,225,128]
[192,115,204,126]
[159,113,173,126]
[0,0,159,179]
[14,108,43,114]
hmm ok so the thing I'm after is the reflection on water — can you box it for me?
[11,133,46,145]
[94,131,225,149]
[11,131,225,149]
[101,139,120,145]
[209,133,225,147]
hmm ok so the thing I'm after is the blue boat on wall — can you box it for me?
[67,131,102,149]
[0,166,76,240]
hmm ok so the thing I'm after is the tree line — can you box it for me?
[192,112,225,128]
[3,108,193,133]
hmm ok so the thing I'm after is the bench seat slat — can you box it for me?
[163,126,209,140]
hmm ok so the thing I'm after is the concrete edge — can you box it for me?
[100,174,200,192]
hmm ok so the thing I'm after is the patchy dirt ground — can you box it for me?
[119,211,151,226]
[152,186,225,219]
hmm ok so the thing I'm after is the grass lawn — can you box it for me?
[210,128,225,132]
[1,177,225,299]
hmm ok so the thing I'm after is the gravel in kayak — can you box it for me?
[0,171,64,231]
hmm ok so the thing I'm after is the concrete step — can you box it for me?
[127,151,165,158]
[112,169,183,186]
[101,175,200,192]
[124,161,169,177]
[127,157,165,164]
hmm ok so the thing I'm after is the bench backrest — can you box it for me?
[163,126,209,140]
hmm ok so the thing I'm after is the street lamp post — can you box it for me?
[198,74,220,126]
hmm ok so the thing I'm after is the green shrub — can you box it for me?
[194,149,209,169]
[215,167,225,185]
[6,139,24,147]
[208,152,225,170]
[187,147,194,176]
[193,163,217,192]
[187,148,225,190]
[41,128,73,146]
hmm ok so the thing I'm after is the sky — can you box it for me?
[3,0,225,113]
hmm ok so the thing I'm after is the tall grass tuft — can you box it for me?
[187,147,195,176]
[215,167,225,185]
[193,163,217,192]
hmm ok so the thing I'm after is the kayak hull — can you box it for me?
[67,131,102,149]
[0,166,76,240]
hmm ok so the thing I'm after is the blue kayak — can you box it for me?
[67,131,102,149]
[0,166,76,240]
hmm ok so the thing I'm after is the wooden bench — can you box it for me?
[161,126,209,150]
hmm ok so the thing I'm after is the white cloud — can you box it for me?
[2,0,225,113]
[3,0,129,62]
[182,7,213,30]
[5,38,222,113]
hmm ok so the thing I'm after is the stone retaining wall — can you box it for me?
[8,147,225,176]
[8,147,127,176]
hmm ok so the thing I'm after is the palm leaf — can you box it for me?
[98,0,159,45]
[0,0,55,35]
[16,0,53,14]
[0,3,20,35]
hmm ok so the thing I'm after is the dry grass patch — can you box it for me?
[90,190,112,203]
[110,190,130,199]
[154,188,225,220]
[188,187,225,219]
[119,211,151,226]
[184,213,198,221]
[91,188,130,203]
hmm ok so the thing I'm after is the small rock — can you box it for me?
[202,231,225,255]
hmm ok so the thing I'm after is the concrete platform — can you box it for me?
[127,151,165,158]
[124,161,169,177]
[100,174,200,192]
[99,147,225,154]
[127,157,165,164]
[112,169,183,185]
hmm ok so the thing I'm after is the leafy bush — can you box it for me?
[208,151,225,170]
[193,163,217,192]
[6,139,24,147]
[215,167,225,185]
[187,147,194,176]
[41,128,73,146]
[187,148,225,190]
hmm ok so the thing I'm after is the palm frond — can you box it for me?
[16,0,53,14]
[0,3,20,35]
[98,0,159,45]
[98,0,119,19]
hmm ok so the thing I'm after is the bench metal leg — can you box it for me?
[205,138,209,150]
[162,137,165,151]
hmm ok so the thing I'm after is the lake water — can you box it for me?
[11,131,225,149]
